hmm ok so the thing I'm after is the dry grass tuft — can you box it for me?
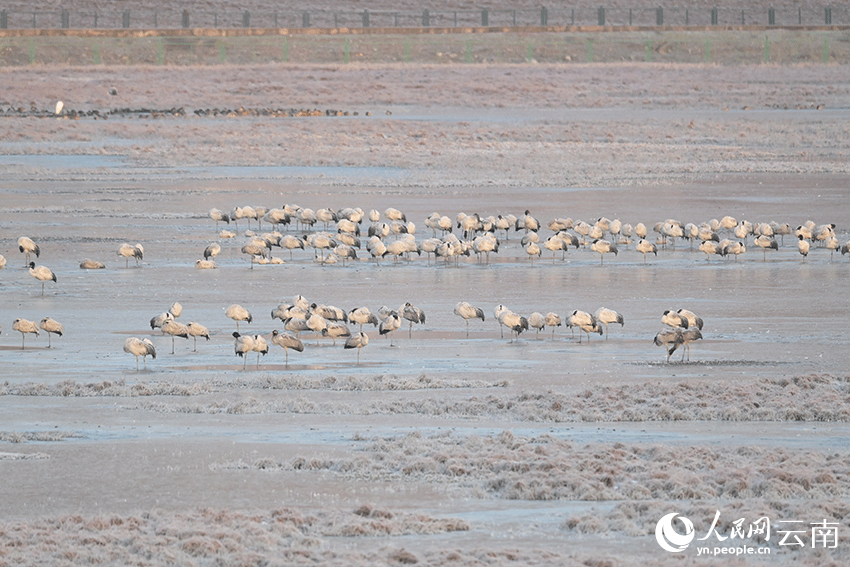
[213,431,850,505]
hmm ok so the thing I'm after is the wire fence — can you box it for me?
[0,6,847,30]
[0,30,843,66]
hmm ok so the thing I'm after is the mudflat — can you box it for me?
[0,61,848,566]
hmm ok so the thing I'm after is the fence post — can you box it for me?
[629,9,632,25]
[61,9,69,29]
[798,7,801,25]
[656,7,663,25]
[182,9,189,28]
[481,8,488,26]
[94,13,98,28]
[598,7,605,25]
[768,7,775,25]
[243,10,250,28]
[685,9,689,25]
[741,10,745,24]
[154,10,157,28]
[362,10,369,27]
[825,7,832,25]
[541,6,547,25]
[423,9,429,27]
[711,8,718,25]
[0,10,6,29]
[302,11,309,27]
[122,10,130,28]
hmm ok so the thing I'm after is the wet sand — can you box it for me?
[1,62,849,565]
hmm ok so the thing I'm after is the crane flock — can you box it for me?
[0,205,843,368]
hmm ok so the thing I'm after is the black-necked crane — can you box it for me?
[722,241,746,261]
[634,222,648,240]
[283,316,311,336]
[379,311,401,346]
[420,237,440,266]
[124,337,156,370]
[453,301,485,337]
[204,243,221,261]
[661,309,689,329]
[241,240,268,269]
[498,309,529,343]
[841,240,850,260]
[349,307,379,331]
[80,258,105,269]
[545,312,561,339]
[568,310,602,343]
[117,242,143,267]
[39,317,63,348]
[186,322,210,352]
[298,208,317,229]
[543,235,569,263]
[28,262,56,296]
[322,321,352,346]
[753,234,778,261]
[251,334,269,369]
[0,254,5,269]
[225,304,252,331]
[12,318,39,349]
[18,236,40,266]
[679,328,703,361]
[653,328,684,363]
[528,312,546,339]
[735,221,753,242]
[150,311,174,330]
[516,210,539,233]
[230,206,244,230]
[337,218,360,236]
[720,216,737,234]
[344,332,369,364]
[306,312,329,345]
[594,307,624,339]
[385,207,407,223]
[400,302,425,338]
[233,332,255,369]
[160,320,189,354]
[335,231,361,249]
[279,234,305,259]
[316,207,338,229]
[826,236,840,260]
[209,208,230,230]
[590,239,617,265]
[676,309,704,330]
[815,223,836,246]
[494,304,509,338]
[524,241,542,265]
[472,234,499,264]
[271,329,304,366]
[265,208,291,231]
[494,215,511,240]
[304,232,336,263]
[195,259,217,269]
[636,239,657,263]
[333,244,357,266]
[698,240,724,262]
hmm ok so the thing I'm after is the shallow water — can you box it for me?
[1,106,849,564]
